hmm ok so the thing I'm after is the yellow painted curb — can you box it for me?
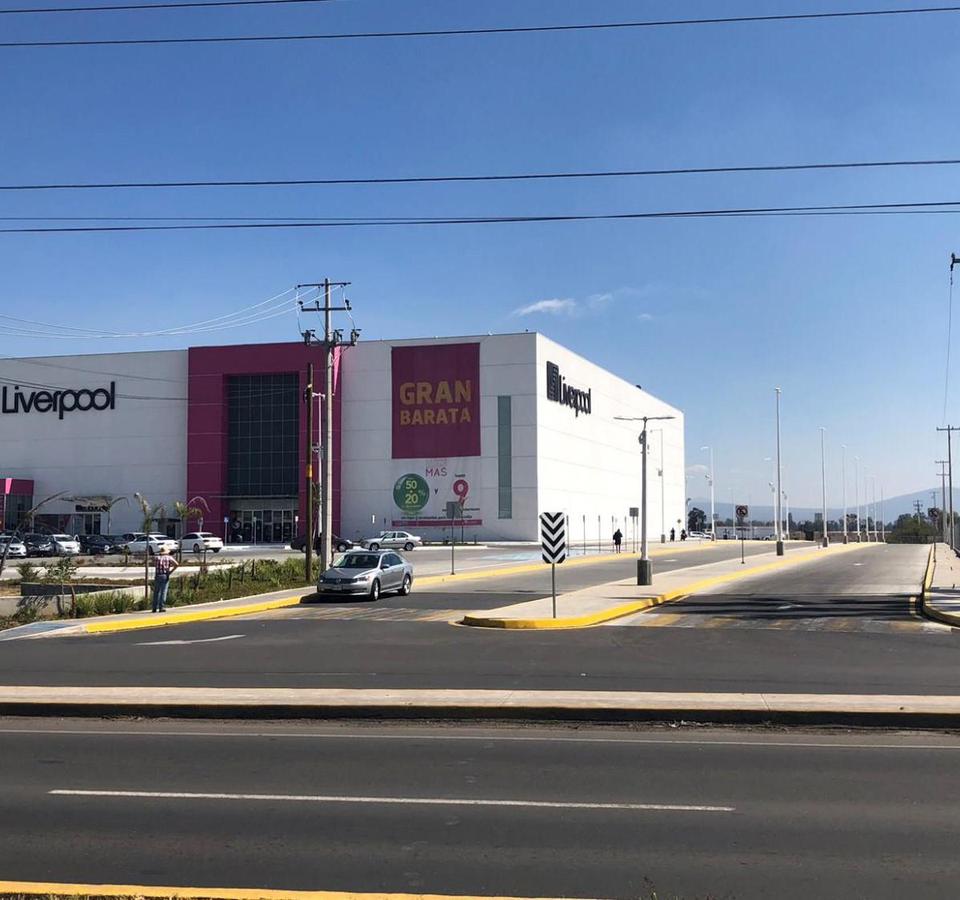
[0,880,540,900]
[83,595,303,635]
[918,543,960,628]
[461,543,874,629]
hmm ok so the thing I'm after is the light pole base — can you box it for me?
[637,559,653,586]
[776,540,785,556]
[821,537,829,548]
[660,534,666,544]
[843,534,848,544]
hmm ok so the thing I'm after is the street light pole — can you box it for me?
[700,445,715,541]
[617,414,675,586]
[841,443,848,544]
[819,426,828,548]
[658,429,666,543]
[854,455,861,542]
[775,388,784,556]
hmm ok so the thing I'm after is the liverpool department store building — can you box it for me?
[0,333,685,544]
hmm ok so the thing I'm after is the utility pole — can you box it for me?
[304,362,315,582]
[299,280,359,573]
[937,426,958,550]
[937,459,949,543]
[853,455,861,542]
[700,445,715,541]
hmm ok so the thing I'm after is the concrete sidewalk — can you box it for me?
[920,543,960,627]
[1,684,960,727]
[462,542,877,628]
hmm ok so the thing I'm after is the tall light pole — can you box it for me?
[775,388,784,556]
[880,483,885,542]
[819,426,829,548]
[764,455,777,541]
[652,429,666,543]
[853,455,861,542]
[700,445,716,541]
[841,443,848,544]
[937,459,949,543]
[617,414,675,585]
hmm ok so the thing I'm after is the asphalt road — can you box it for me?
[2,719,959,899]
[1,541,954,695]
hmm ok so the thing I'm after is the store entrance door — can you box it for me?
[239,508,295,544]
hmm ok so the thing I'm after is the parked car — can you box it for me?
[80,534,123,555]
[180,532,224,554]
[50,534,81,556]
[360,530,422,552]
[0,535,27,559]
[316,549,413,601]
[23,533,55,557]
[291,533,353,553]
[123,533,178,555]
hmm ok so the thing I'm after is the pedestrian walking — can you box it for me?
[670,527,676,542]
[612,528,623,553]
[680,529,687,541]
[152,546,179,613]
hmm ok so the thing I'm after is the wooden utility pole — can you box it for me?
[304,361,315,582]
[299,281,359,573]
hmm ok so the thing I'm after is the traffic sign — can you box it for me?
[629,506,639,518]
[540,512,567,564]
[736,505,749,519]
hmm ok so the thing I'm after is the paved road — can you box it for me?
[1,542,955,694]
[616,543,938,634]
[2,719,959,899]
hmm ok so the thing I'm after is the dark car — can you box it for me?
[80,534,123,555]
[291,533,353,553]
[23,533,55,558]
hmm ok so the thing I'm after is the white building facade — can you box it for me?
[0,333,685,544]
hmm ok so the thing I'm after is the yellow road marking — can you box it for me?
[462,543,876,629]
[0,881,545,900]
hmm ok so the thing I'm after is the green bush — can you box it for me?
[15,562,39,583]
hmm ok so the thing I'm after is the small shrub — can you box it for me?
[15,562,39,584]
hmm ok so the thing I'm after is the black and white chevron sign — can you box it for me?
[540,512,567,564]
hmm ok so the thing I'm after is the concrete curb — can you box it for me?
[461,542,873,629]
[3,686,960,728]
[918,543,960,629]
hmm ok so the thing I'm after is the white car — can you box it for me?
[360,530,422,552]
[124,533,178,555]
[0,535,27,559]
[50,534,81,556]
[180,532,223,554]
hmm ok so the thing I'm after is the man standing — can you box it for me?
[612,528,623,553]
[152,546,179,613]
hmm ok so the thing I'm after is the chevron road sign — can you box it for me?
[540,511,567,564]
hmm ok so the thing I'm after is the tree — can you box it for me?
[174,496,210,561]
[133,492,165,604]
[888,513,937,544]
[688,507,706,532]
[103,495,129,534]
[0,491,69,581]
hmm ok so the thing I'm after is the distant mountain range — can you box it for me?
[688,488,954,523]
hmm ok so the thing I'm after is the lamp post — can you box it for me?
[700,445,716,541]
[853,455,861,542]
[655,429,666,543]
[841,444,848,543]
[617,414,675,586]
[775,388,784,556]
[819,426,829,548]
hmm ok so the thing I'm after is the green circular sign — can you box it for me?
[393,473,430,515]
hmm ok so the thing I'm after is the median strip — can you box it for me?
[461,542,874,629]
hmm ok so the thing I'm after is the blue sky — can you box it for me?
[0,0,957,508]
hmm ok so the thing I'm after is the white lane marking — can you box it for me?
[135,634,244,646]
[49,789,733,812]
[14,729,960,751]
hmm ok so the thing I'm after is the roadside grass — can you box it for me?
[0,557,311,630]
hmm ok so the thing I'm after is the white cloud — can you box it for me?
[512,298,578,317]
[637,312,654,321]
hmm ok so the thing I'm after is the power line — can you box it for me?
[3,5,960,49]
[0,0,339,15]
[5,198,960,232]
[6,156,960,192]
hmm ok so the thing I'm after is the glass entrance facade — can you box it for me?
[238,508,295,543]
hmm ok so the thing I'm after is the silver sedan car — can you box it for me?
[360,530,422,552]
[317,550,414,601]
